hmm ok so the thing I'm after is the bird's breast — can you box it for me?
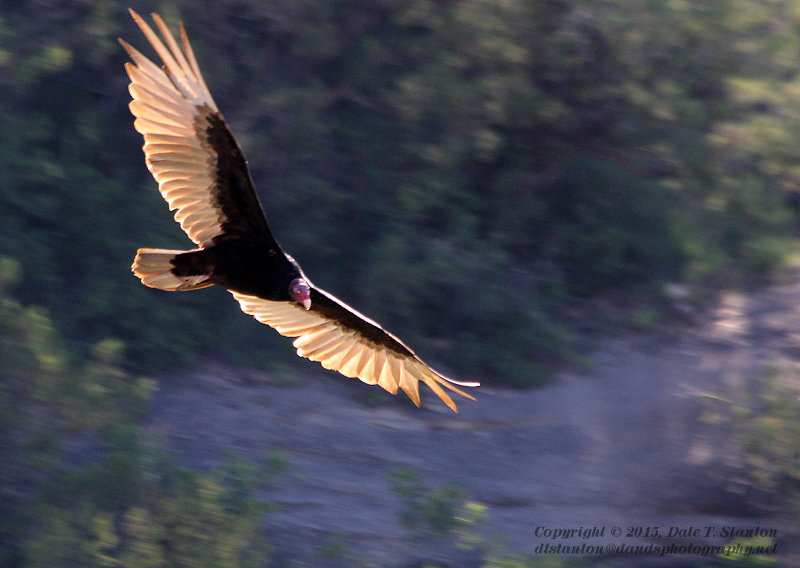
[209,241,300,301]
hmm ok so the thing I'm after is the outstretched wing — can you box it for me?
[231,288,478,412]
[120,9,276,247]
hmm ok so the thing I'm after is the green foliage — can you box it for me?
[388,467,486,537]
[0,257,67,435]
[718,536,778,567]
[547,158,682,295]
[0,259,274,567]
[2,0,799,388]
[386,467,604,567]
[482,557,575,568]
[60,340,158,432]
[25,446,272,568]
[734,360,800,495]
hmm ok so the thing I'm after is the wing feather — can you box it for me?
[166,195,208,210]
[230,289,477,412]
[130,11,204,103]
[143,133,195,145]
[293,325,335,351]
[129,100,190,126]
[129,81,184,107]
[301,335,344,359]
[309,338,352,361]
[397,362,421,407]
[132,117,192,137]
[121,10,275,247]
[313,340,354,364]
[337,344,367,378]
[151,14,195,78]
[356,350,377,383]
[376,351,398,394]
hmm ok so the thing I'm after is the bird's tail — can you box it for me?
[132,248,214,291]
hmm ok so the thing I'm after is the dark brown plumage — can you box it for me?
[122,10,478,411]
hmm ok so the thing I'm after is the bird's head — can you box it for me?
[289,278,311,310]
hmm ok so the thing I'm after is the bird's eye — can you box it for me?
[289,278,309,298]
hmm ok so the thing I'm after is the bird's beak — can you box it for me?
[302,298,311,310]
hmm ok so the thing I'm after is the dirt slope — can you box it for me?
[148,279,800,566]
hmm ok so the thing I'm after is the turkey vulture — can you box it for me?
[120,10,478,411]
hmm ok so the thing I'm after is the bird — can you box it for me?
[120,10,478,412]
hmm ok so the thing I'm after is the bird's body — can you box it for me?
[121,10,478,411]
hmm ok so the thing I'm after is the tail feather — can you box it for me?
[132,248,213,291]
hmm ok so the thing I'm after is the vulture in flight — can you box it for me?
[120,10,478,411]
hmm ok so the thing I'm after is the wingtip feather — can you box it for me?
[230,291,478,412]
[427,380,458,413]
[118,37,135,57]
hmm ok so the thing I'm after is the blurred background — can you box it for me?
[2,0,800,566]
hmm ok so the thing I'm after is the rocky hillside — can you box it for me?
[146,277,800,566]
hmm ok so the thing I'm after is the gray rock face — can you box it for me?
[148,282,798,566]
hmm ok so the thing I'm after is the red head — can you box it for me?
[289,278,311,310]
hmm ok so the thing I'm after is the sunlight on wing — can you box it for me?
[230,291,476,412]
[120,10,225,247]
